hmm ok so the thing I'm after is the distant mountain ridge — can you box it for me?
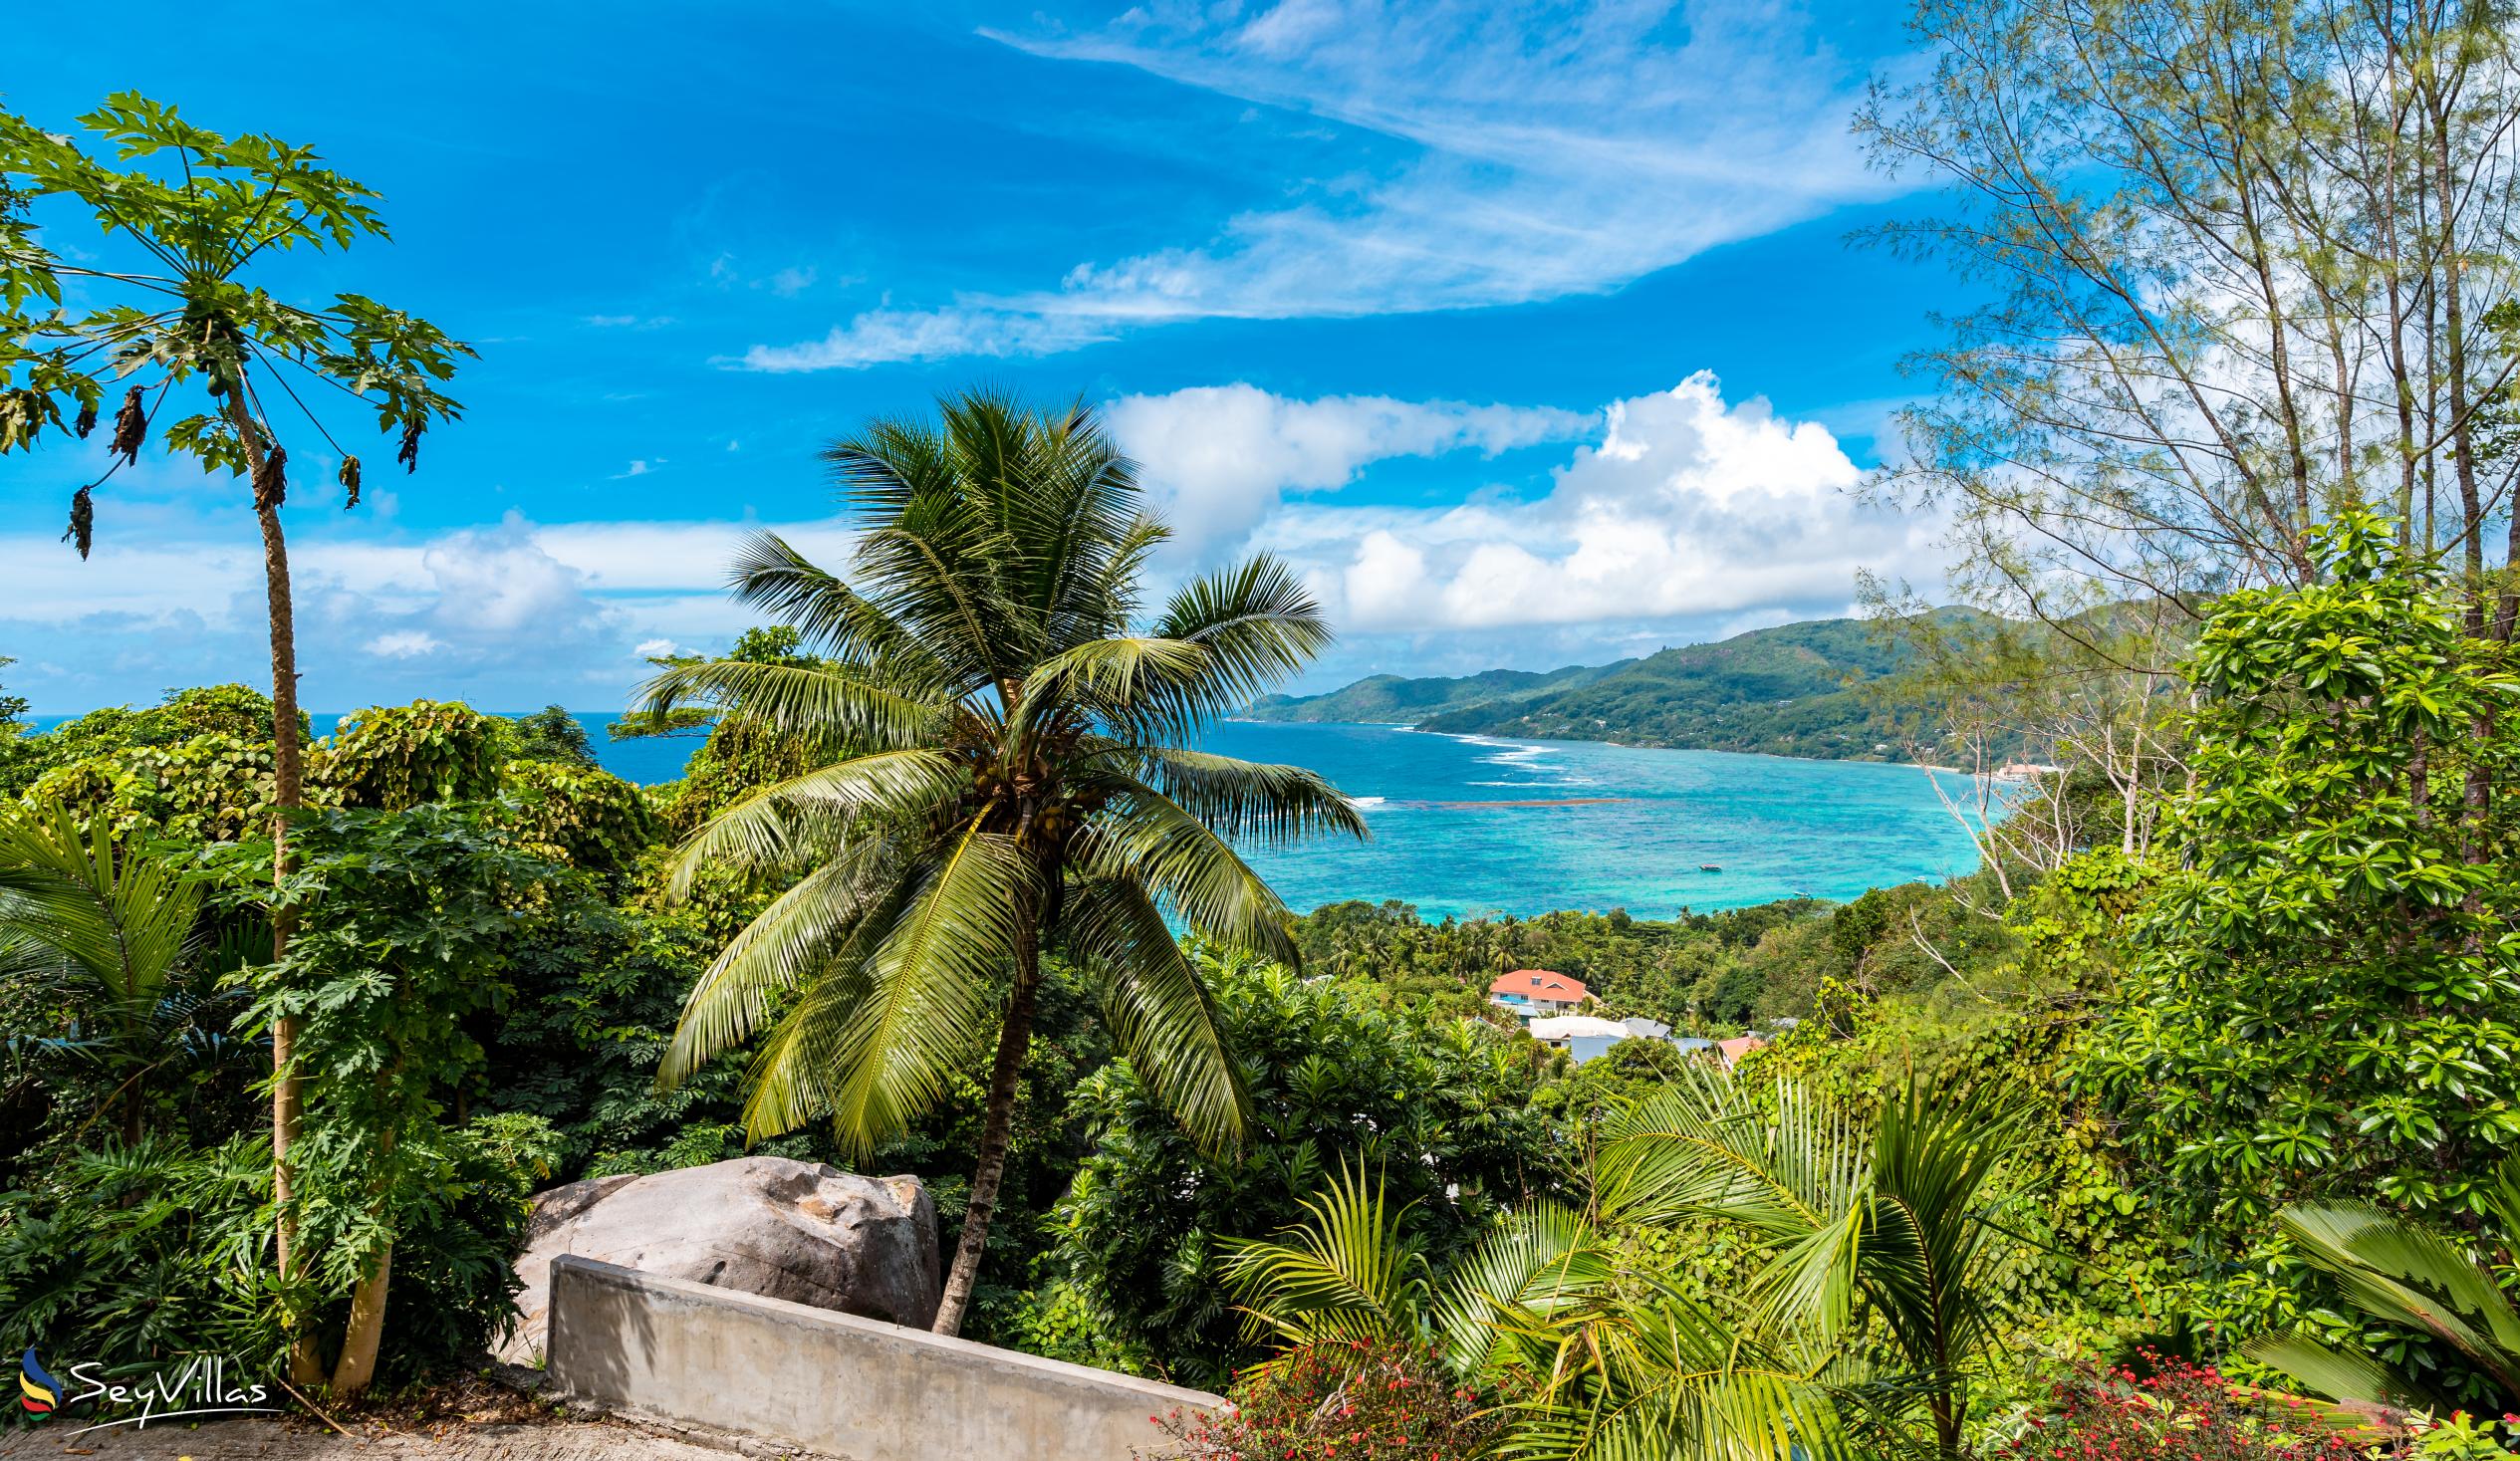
[1242,613,1981,763]
[1240,658,1633,726]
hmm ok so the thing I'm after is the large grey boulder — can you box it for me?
[497,1155,941,1364]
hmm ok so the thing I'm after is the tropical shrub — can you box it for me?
[2002,1356,2363,1461]
[1748,849,2168,1365]
[0,1118,552,1389]
[2085,514,2520,1233]
[1049,958,1553,1387]
[504,706,599,769]
[1138,1338,1498,1461]
[235,802,566,1390]
[492,757,654,879]
[0,1134,278,1373]
[313,700,504,811]
[2079,513,2520,1340]
[26,733,278,845]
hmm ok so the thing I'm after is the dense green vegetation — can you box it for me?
[1245,612,2016,763]
[12,2,2520,1452]
[4,502,2517,1457]
[1294,879,2010,1032]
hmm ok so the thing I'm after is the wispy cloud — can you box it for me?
[366,629,447,658]
[744,1,1892,369]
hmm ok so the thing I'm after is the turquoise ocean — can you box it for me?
[35,710,1986,918]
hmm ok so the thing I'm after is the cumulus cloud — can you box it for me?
[1106,384,1588,549]
[412,521,614,641]
[1249,372,1945,635]
[743,2,1891,369]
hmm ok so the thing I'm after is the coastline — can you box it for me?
[1227,716,1967,775]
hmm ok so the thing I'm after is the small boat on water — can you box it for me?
[1699,863,1722,872]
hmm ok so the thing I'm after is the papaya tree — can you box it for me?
[0,93,470,1378]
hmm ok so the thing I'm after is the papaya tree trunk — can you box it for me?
[932,918,1043,1337]
[228,395,320,1384]
[328,1245,392,1395]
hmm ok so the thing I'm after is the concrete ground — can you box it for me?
[0,1413,835,1461]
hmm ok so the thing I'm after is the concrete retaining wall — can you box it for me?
[544,1255,1222,1461]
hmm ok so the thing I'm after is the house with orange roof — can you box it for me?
[1715,1034,1767,1069]
[1487,968,1590,1020]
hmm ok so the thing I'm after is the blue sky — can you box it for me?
[1,1,1963,714]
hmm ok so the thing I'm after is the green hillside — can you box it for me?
[1238,658,1629,724]
[1246,614,1986,762]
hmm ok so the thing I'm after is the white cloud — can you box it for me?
[415,522,609,639]
[1106,383,1588,548]
[745,2,1891,368]
[365,630,445,658]
[633,637,687,658]
[743,307,1117,371]
[0,373,1949,709]
[1252,371,1946,634]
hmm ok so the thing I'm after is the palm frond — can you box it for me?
[634,656,948,750]
[1223,1160,1429,1353]
[749,823,1035,1153]
[832,415,1026,689]
[1483,1268,1848,1461]
[1118,747,1370,847]
[1009,635,1211,746]
[726,531,949,683]
[1074,789,1299,964]
[657,845,896,1090]
[659,748,960,898]
[1598,1067,1862,1236]
[2242,1330,2437,1413]
[1065,873,1249,1151]
[2269,1201,2520,1398]
[0,802,199,1013]
[1151,553,1335,708]
[1432,1200,1618,1374]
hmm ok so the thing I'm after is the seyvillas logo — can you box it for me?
[11,1350,277,1433]
[19,1349,61,1417]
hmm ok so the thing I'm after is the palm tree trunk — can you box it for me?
[932,920,1043,1338]
[227,394,320,1385]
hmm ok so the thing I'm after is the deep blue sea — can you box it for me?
[30,710,1985,918]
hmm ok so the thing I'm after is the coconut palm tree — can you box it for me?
[644,389,1368,1335]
